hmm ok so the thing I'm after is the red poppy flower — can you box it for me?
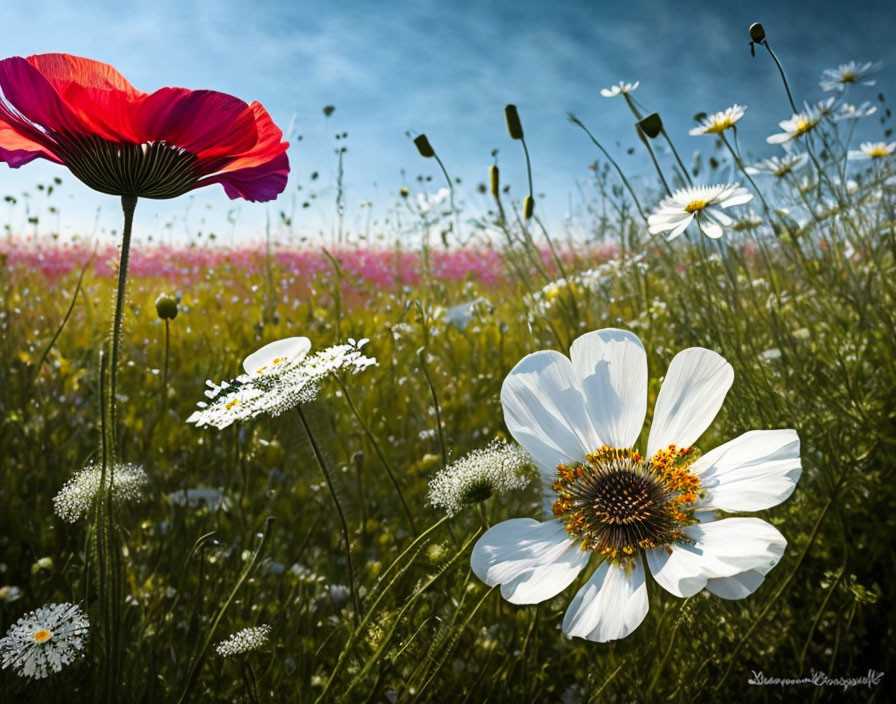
[0,53,289,202]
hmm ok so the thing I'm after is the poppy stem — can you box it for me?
[109,194,138,448]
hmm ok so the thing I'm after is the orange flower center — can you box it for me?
[33,629,53,643]
[685,200,708,213]
[552,445,703,563]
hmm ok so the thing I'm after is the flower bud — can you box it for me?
[637,113,663,139]
[523,195,534,220]
[155,292,178,320]
[413,134,435,158]
[400,186,410,198]
[489,165,500,198]
[749,23,766,43]
[504,104,524,140]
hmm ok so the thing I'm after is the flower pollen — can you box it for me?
[684,200,708,213]
[551,445,703,562]
[32,630,52,643]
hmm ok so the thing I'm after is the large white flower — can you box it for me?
[689,105,747,136]
[600,81,639,98]
[647,184,753,240]
[471,329,801,642]
[819,61,882,92]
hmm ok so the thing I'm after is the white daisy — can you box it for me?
[745,153,808,178]
[647,184,753,240]
[812,97,838,118]
[833,101,877,121]
[600,81,639,98]
[0,603,89,678]
[689,105,747,135]
[471,329,801,642]
[427,440,535,516]
[53,462,148,523]
[215,625,271,657]
[848,141,896,160]
[819,61,882,92]
[187,337,376,430]
[767,111,820,144]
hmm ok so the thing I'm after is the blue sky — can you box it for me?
[1,0,894,244]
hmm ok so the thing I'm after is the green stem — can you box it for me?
[296,405,361,624]
[337,377,417,535]
[110,195,137,448]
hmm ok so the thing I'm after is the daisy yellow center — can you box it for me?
[708,116,734,133]
[552,445,703,563]
[793,118,814,137]
[841,71,855,83]
[225,398,240,410]
[865,146,890,158]
[33,629,53,643]
[684,199,708,213]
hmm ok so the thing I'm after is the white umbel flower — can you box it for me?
[689,105,747,135]
[767,111,820,144]
[0,603,89,678]
[647,184,753,240]
[471,329,801,642]
[215,625,271,657]
[600,81,639,98]
[820,61,882,92]
[187,337,376,430]
[848,141,896,160]
[53,463,148,523]
[745,153,808,178]
[428,440,534,516]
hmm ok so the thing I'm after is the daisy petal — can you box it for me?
[569,329,647,448]
[501,350,600,477]
[562,559,648,642]
[471,519,590,604]
[705,569,767,600]
[647,518,786,597]
[646,347,734,456]
[699,217,724,239]
[692,429,802,511]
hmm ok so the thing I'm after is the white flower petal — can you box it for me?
[243,337,311,375]
[692,429,802,511]
[501,350,600,477]
[646,347,734,456]
[698,217,724,239]
[569,329,647,448]
[647,518,787,597]
[705,569,767,600]
[562,559,649,642]
[666,215,694,240]
[471,519,590,604]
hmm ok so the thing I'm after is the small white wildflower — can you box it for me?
[187,338,377,430]
[647,184,753,240]
[819,61,882,92]
[53,463,148,523]
[848,141,896,160]
[767,110,820,144]
[745,153,807,178]
[689,104,747,135]
[0,586,22,603]
[215,625,271,657]
[0,603,89,679]
[600,81,639,98]
[833,101,877,121]
[428,440,534,516]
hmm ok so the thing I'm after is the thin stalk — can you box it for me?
[295,405,361,624]
[336,377,417,534]
[762,41,798,114]
[161,319,170,408]
[417,346,448,468]
[109,194,137,447]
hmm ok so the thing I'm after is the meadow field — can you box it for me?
[1,35,895,704]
